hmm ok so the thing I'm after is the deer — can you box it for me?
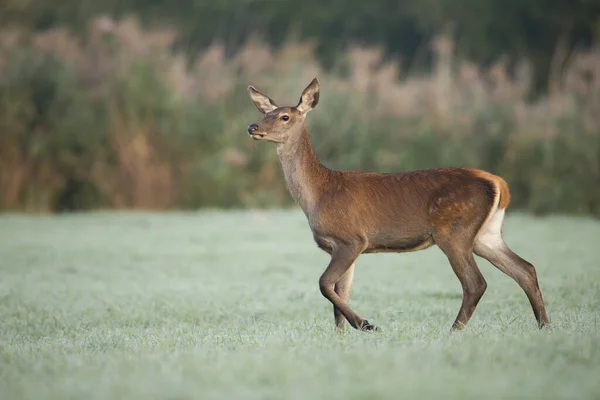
[246,78,550,332]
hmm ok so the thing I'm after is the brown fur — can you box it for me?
[247,78,549,331]
[467,168,511,209]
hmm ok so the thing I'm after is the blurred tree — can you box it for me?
[406,0,600,94]
[1,0,599,94]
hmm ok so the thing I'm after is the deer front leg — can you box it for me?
[319,246,376,331]
[333,262,355,330]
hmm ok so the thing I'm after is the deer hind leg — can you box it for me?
[319,243,376,331]
[430,186,494,329]
[435,236,488,329]
[333,262,355,330]
[474,209,550,328]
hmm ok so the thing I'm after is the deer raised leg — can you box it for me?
[319,243,377,331]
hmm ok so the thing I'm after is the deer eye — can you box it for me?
[281,115,289,121]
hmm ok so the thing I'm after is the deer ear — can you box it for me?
[296,78,320,114]
[248,86,278,114]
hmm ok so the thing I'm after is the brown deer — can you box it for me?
[246,78,550,331]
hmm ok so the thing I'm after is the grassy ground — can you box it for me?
[0,210,599,399]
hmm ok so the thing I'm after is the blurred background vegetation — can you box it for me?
[0,0,599,215]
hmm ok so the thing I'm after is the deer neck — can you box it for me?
[276,125,328,215]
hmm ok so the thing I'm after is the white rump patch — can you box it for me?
[474,179,506,251]
[475,208,505,250]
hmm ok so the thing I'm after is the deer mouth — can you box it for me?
[249,133,283,144]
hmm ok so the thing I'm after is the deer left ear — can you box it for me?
[248,85,278,114]
[296,78,320,114]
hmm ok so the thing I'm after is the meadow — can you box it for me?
[1,210,599,399]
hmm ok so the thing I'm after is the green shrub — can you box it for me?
[0,18,598,217]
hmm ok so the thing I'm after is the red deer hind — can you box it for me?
[247,78,550,331]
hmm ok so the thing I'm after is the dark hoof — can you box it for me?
[361,320,378,332]
[538,321,550,330]
[451,322,466,331]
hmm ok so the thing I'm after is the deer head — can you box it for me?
[247,78,320,144]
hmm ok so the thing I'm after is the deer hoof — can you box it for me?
[361,320,378,332]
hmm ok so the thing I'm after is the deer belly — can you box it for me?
[364,231,434,254]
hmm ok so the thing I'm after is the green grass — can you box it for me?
[1,210,599,399]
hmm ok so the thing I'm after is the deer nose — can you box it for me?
[247,124,259,135]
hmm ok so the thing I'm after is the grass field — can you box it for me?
[1,210,599,399]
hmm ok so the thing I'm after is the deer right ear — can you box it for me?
[296,78,320,114]
[248,86,278,114]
